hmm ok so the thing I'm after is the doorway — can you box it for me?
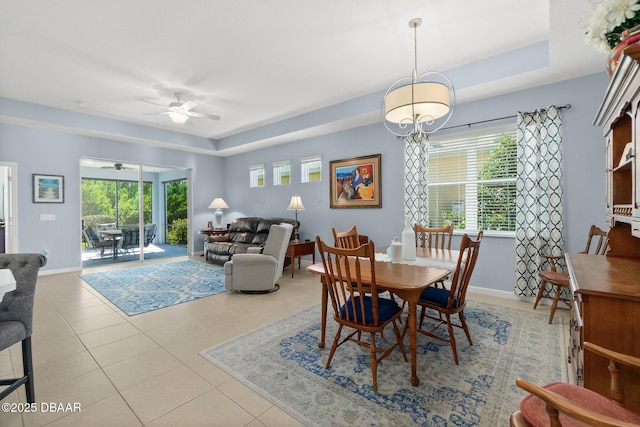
[80,159,190,267]
[0,162,17,254]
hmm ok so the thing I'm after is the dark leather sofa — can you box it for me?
[204,217,298,265]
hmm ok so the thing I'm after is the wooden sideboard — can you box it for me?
[572,44,640,412]
[566,253,640,412]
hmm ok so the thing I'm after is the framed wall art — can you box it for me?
[33,174,64,203]
[329,154,381,208]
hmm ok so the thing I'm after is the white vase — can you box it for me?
[390,236,402,262]
[401,216,416,261]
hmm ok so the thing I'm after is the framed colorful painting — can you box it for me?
[32,174,64,203]
[329,154,381,208]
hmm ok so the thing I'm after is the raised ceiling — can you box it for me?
[0,0,605,155]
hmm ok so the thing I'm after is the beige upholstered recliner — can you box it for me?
[224,223,293,293]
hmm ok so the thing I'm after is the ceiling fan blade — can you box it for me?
[139,98,169,110]
[186,111,221,120]
[180,100,198,111]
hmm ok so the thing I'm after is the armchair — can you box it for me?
[224,223,293,293]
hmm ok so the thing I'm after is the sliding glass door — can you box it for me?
[80,159,189,267]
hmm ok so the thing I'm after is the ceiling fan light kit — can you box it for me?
[141,92,220,124]
[168,110,189,124]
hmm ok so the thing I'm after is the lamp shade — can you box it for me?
[287,195,305,211]
[384,81,450,123]
[209,198,229,209]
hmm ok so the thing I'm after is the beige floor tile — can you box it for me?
[89,333,159,367]
[43,395,142,427]
[216,378,273,418]
[34,351,100,391]
[103,347,182,391]
[31,334,86,367]
[146,388,254,427]
[68,311,126,335]
[121,365,212,424]
[257,405,306,427]
[22,370,117,427]
[77,322,140,349]
[58,304,116,323]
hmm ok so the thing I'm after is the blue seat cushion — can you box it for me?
[340,295,400,324]
[420,287,454,307]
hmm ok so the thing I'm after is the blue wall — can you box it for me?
[0,71,610,295]
[221,72,609,293]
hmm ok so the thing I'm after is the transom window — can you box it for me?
[249,164,265,188]
[301,155,321,183]
[273,160,290,186]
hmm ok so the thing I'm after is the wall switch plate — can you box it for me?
[40,214,55,221]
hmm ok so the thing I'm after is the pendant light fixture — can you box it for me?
[382,18,455,139]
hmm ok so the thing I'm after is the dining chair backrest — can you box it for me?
[580,224,609,255]
[414,224,454,250]
[316,237,381,327]
[332,225,361,249]
[446,231,483,309]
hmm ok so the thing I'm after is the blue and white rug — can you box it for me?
[81,260,226,315]
[200,301,566,426]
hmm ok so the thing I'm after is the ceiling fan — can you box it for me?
[101,162,130,171]
[141,92,220,124]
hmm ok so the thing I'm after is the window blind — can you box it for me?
[427,125,517,232]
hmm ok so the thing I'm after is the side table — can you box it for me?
[286,240,315,278]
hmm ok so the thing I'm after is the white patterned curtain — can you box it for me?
[514,106,564,297]
[404,134,429,226]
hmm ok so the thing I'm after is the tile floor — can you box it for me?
[0,255,567,427]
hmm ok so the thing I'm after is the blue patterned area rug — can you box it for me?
[80,260,226,315]
[200,301,565,426]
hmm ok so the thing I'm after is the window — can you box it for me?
[249,164,265,188]
[300,155,322,183]
[273,160,290,186]
[427,125,517,233]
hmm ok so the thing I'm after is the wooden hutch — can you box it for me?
[567,43,640,412]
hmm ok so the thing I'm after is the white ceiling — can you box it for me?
[0,0,605,153]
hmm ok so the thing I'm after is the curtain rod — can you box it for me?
[437,104,572,132]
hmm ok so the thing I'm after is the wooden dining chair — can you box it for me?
[332,225,362,249]
[534,225,609,324]
[407,231,483,365]
[316,237,407,392]
[414,224,455,288]
[414,224,454,250]
[510,341,640,427]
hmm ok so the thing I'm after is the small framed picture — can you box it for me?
[207,221,213,229]
[33,174,64,203]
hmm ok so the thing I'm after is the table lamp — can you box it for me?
[209,198,229,229]
[287,195,305,241]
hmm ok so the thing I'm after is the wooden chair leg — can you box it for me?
[459,311,473,346]
[446,314,459,365]
[369,332,378,392]
[548,285,561,324]
[533,280,547,309]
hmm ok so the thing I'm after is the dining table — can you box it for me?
[306,246,459,387]
[99,229,123,260]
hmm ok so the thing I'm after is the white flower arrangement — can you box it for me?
[586,0,640,52]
